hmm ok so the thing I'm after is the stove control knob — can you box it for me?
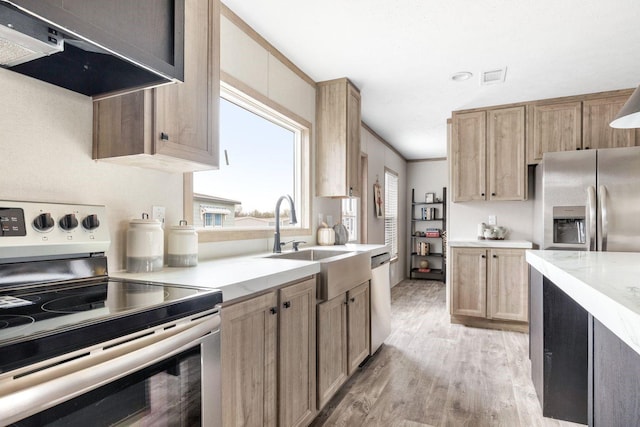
[59,213,79,231]
[33,212,55,232]
[82,214,100,230]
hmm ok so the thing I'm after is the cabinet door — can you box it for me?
[451,248,487,318]
[346,83,362,197]
[583,96,636,150]
[221,292,278,427]
[279,278,316,427]
[488,249,528,322]
[317,293,348,410]
[347,281,370,375]
[154,0,219,167]
[451,111,486,202]
[527,101,582,164]
[487,106,526,201]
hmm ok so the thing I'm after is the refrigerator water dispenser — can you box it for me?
[553,206,586,244]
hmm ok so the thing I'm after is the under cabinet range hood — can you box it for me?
[0,0,184,97]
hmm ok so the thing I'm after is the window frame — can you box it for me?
[384,168,399,260]
[184,79,312,243]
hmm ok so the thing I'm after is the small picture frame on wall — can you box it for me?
[425,193,435,203]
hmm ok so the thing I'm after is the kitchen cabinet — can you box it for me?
[451,247,528,326]
[316,78,361,198]
[92,0,219,173]
[10,0,184,83]
[221,277,316,427]
[317,280,370,409]
[451,106,526,202]
[527,101,582,164]
[583,95,636,150]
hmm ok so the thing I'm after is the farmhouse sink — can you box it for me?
[268,249,371,301]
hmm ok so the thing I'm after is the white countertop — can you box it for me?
[111,244,388,304]
[526,250,640,356]
[449,239,533,249]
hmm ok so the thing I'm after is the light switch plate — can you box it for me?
[488,215,497,226]
[152,206,165,225]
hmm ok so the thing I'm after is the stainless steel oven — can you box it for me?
[0,201,222,426]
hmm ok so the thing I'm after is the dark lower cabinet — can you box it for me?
[592,318,640,426]
[530,269,589,424]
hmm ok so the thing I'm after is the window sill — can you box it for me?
[197,227,312,243]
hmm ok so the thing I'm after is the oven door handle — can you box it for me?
[0,314,220,425]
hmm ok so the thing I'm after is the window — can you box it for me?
[384,169,399,258]
[341,198,359,242]
[190,83,310,239]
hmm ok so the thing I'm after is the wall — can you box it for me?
[361,127,407,287]
[0,68,184,272]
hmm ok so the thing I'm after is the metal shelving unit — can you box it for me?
[409,187,446,282]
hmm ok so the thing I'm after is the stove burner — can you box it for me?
[42,294,107,314]
[0,315,35,332]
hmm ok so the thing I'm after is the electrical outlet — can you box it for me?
[152,206,165,225]
[488,215,497,226]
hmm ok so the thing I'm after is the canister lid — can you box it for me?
[130,213,162,225]
[169,219,195,231]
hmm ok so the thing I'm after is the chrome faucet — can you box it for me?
[273,195,298,253]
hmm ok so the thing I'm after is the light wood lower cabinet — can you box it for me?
[451,247,528,326]
[221,277,316,427]
[317,281,370,410]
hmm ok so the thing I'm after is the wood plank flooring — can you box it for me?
[310,280,584,427]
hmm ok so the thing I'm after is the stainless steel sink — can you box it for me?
[267,249,371,301]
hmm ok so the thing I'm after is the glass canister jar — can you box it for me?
[126,214,164,273]
[168,220,198,267]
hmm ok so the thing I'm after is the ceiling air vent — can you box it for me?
[481,67,507,85]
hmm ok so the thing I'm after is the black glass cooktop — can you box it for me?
[0,278,222,374]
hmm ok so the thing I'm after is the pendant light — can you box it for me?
[610,85,640,128]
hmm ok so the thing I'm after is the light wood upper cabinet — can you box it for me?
[278,278,316,427]
[93,0,220,173]
[488,249,528,322]
[527,101,582,164]
[316,78,361,198]
[221,277,316,427]
[487,107,527,201]
[221,291,278,427]
[450,248,487,318]
[451,107,526,202]
[583,95,636,150]
[451,111,486,202]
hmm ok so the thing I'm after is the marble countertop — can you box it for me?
[111,244,387,304]
[526,250,640,356]
[449,239,533,249]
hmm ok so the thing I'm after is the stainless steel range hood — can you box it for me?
[0,1,184,98]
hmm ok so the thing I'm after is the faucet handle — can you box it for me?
[292,241,306,251]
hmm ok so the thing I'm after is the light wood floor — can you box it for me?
[310,280,584,427]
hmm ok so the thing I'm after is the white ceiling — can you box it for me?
[221,0,640,160]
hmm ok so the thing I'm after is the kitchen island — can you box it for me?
[527,250,640,427]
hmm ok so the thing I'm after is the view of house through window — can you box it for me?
[341,198,359,242]
[384,169,399,258]
[193,88,304,230]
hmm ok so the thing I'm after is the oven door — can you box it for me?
[0,313,221,427]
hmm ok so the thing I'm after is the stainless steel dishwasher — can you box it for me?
[370,251,391,354]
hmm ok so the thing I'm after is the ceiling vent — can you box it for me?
[481,67,507,85]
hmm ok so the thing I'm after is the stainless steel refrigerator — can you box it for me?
[535,145,640,252]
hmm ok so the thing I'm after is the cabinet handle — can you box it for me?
[270,307,278,315]
[481,192,485,197]
[344,299,349,305]
[493,254,497,258]
[481,255,486,258]
[491,192,496,196]
[584,146,590,150]
[283,301,291,309]
[576,147,582,150]
[350,297,356,303]
[160,132,169,141]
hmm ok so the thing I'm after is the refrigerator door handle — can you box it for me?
[599,185,608,251]
[587,186,597,251]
